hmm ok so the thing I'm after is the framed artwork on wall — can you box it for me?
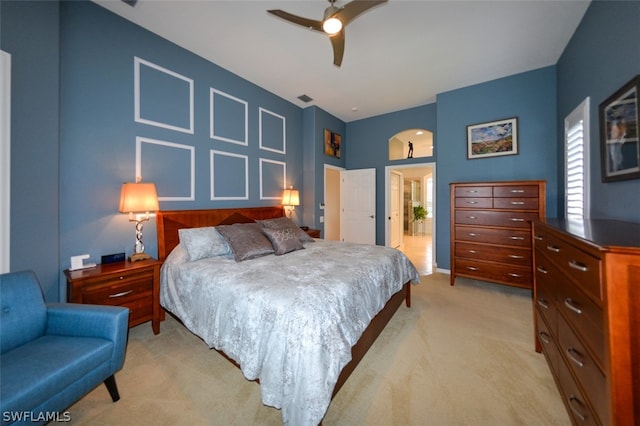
[599,74,640,182]
[324,129,342,158]
[466,117,518,159]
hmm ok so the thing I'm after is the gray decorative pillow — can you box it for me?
[216,223,274,262]
[262,227,305,255]
[259,217,315,243]
[178,226,231,261]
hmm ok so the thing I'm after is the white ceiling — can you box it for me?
[94,0,591,122]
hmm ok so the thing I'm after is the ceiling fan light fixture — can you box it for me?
[322,17,342,35]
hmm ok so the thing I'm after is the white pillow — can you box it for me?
[178,226,231,261]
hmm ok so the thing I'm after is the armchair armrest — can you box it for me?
[45,303,129,371]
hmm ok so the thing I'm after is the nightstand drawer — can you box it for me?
[83,276,152,306]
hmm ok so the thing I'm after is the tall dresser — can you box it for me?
[533,219,640,425]
[450,180,546,288]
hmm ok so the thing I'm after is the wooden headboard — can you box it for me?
[156,206,285,261]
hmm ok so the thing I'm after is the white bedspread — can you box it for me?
[160,239,420,425]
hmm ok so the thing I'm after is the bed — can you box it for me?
[156,207,420,425]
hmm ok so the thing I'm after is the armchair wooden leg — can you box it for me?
[104,375,120,402]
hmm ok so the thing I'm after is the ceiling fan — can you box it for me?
[267,0,388,67]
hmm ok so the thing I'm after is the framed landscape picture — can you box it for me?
[599,74,639,182]
[467,117,518,159]
[324,129,341,158]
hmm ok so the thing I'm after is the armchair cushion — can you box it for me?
[0,271,47,354]
[1,335,113,417]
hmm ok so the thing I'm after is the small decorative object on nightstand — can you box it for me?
[64,258,162,334]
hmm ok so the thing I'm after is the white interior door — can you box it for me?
[340,168,376,244]
[390,171,402,247]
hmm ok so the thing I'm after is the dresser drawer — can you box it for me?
[557,363,600,426]
[493,197,540,210]
[535,229,602,303]
[455,210,539,228]
[455,197,493,208]
[454,186,493,197]
[493,185,539,198]
[536,310,559,374]
[556,279,604,367]
[534,255,558,327]
[456,242,531,266]
[456,226,531,247]
[455,258,532,287]
[557,314,607,422]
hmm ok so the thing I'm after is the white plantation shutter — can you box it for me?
[565,98,590,219]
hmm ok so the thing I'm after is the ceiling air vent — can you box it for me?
[297,94,313,103]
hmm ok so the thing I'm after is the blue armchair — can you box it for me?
[0,270,129,425]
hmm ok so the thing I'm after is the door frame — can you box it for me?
[323,163,345,240]
[384,162,437,267]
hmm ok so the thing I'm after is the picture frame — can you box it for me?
[599,74,640,182]
[467,117,518,159]
[324,129,341,158]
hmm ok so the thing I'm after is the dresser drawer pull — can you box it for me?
[109,290,134,298]
[510,218,525,222]
[510,189,525,193]
[468,250,478,254]
[568,260,588,272]
[509,236,525,240]
[510,201,525,205]
[467,216,478,220]
[534,235,543,241]
[567,396,587,422]
[564,298,583,315]
[536,266,548,274]
[508,254,524,259]
[466,190,478,193]
[466,266,479,271]
[546,245,560,253]
[567,348,585,368]
[468,232,478,237]
[508,273,522,278]
[538,331,551,344]
[466,201,478,204]
[537,298,550,309]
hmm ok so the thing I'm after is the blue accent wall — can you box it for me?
[57,1,304,299]
[1,0,60,301]
[557,0,640,222]
[435,67,558,270]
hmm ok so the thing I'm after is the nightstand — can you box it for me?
[304,228,321,238]
[64,258,162,334]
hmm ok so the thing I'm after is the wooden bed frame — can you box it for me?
[155,206,411,411]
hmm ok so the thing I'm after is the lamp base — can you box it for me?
[129,252,151,262]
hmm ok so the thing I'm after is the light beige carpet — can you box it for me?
[56,274,570,425]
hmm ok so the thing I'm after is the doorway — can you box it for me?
[385,163,435,275]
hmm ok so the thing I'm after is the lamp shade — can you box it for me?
[282,188,300,206]
[119,182,159,213]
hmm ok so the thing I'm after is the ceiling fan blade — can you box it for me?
[330,30,345,67]
[267,10,323,32]
[336,0,387,26]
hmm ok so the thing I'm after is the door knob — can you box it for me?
[370,215,375,218]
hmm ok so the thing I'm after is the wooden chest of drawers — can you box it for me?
[65,259,162,334]
[450,180,546,288]
[533,219,640,425]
